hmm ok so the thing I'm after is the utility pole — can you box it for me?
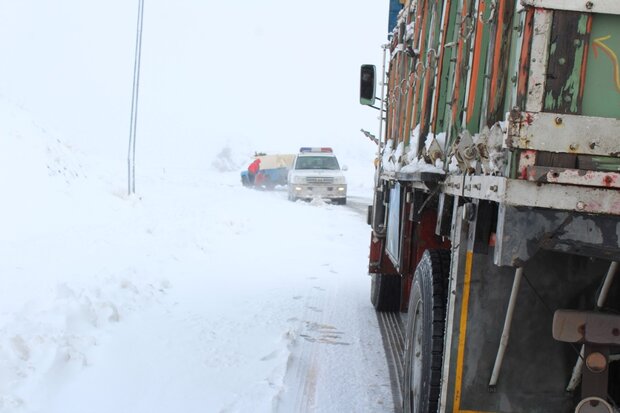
[128,0,145,195]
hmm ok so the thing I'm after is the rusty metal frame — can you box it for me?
[493,204,620,266]
[385,170,620,215]
[442,174,620,215]
[507,111,620,157]
[524,166,620,189]
[525,9,552,113]
[521,0,620,15]
[553,310,620,345]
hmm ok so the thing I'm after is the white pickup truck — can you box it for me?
[287,147,347,205]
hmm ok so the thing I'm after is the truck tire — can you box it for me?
[370,273,401,312]
[403,250,450,413]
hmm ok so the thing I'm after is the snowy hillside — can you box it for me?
[0,97,391,412]
[0,99,171,410]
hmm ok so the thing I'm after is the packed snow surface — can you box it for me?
[0,99,392,412]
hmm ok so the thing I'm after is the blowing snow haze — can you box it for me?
[0,1,395,412]
[0,0,386,169]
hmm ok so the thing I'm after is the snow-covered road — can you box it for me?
[0,129,393,413]
[0,0,392,409]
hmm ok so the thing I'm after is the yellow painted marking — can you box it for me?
[451,251,495,413]
[452,251,473,412]
[592,35,620,93]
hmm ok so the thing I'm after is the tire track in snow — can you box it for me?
[274,276,327,412]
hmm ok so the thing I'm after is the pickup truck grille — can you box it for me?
[306,176,334,184]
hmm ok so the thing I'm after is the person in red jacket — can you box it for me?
[247,158,261,185]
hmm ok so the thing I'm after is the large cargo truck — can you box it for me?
[360,1,620,412]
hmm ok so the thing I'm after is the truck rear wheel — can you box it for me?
[370,273,401,312]
[403,250,450,413]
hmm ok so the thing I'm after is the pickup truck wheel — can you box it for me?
[403,250,450,413]
[370,273,401,312]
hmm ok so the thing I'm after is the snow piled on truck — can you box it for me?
[380,125,446,174]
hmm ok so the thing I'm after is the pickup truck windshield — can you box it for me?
[295,156,340,170]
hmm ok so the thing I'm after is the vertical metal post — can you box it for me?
[489,266,524,388]
[128,0,145,195]
[597,261,618,309]
[371,44,390,237]
[377,43,389,159]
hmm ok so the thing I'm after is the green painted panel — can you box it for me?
[413,2,432,136]
[449,0,473,140]
[435,0,460,135]
[503,9,525,118]
[465,1,493,134]
[543,12,590,114]
[417,0,442,139]
[543,11,590,114]
[581,13,620,119]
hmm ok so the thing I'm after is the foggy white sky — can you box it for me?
[0,0,387,167]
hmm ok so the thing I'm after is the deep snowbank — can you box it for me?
[0,98,173,411]
[0,98,389,412]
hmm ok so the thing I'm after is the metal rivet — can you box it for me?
[585,352,606,373]
[576,201,585,210]
[555,117,563,125]
[585,1,593,9]
[570,144,578,151]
